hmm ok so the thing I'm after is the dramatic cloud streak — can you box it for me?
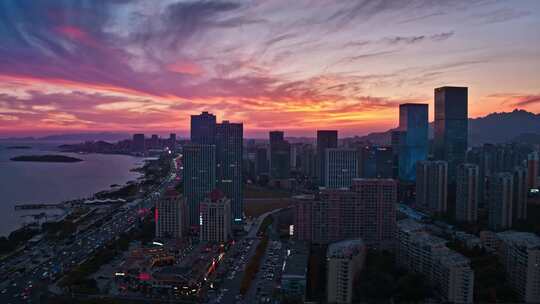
[0,0,539,137]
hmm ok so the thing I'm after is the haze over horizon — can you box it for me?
[1,0,539,137]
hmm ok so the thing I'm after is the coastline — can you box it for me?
[0,142,144,237]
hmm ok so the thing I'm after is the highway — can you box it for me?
[0,162,177,304]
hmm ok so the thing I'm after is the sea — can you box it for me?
[0,140,143,237]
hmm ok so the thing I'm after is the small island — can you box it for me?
[10,155,83,163]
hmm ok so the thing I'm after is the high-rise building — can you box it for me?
[398,103,429,181]
[324,148,358,189]
[215,121,243,223]
[326,239,367,304]
[513,166,528,222]
[391,130,406,179]
[168,133,177,150]
[434,86,468,180]
[299,145,317,178]
[358,145,376,178]
[416,161,448,215]
[155,189,187,239]
[255,147,269,176]
[528,152,539,189]
[317,130,338,185]
[497,231,540,303]
[199,189,231,243]
[183,144,216,227]
[269,130,284,144]
[294,179,397,248]
[132,133,145,153]
[456,164,479,223]
[488,172,513,230]
[191,111,216,145]
[269,131,291,179]
[375,146,394,178]
[150,134,159,149]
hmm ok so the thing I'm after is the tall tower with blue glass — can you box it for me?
[398,103,428,181]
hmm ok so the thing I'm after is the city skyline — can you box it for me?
[0,0,539,137]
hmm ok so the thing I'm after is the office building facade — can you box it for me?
[324,148,358,189]
[183,144,216,227]
[398,103,429,181]
[215,121,243,223]
[434,86,468,180]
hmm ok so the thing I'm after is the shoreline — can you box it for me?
[1,151,145,238]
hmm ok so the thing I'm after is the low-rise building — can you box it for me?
[281,242,309,302]
[199,189,231,243]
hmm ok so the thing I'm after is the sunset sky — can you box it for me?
[0,0,539,138]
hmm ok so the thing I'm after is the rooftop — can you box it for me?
[411,232,447,247]
[327,239,366,259]
[283,242,308,278]
[397,218,425,233]
[497,231,540,249]
[438,250,471,267]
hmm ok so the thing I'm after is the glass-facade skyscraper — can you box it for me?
[398,103,428,181]
[216,121,243,223]
[189,112,244,225]
[434,86,468,180]
[183,144,216,227]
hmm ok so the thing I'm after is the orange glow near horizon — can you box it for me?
[0,1,538,137]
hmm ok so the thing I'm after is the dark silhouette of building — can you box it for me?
[191,111,216,145]
[215,121,243,223]
[434,86,468,180]
[132,133,145,153]
[317,130,338,185]
[183,144,216,227]
[269,131,291,179]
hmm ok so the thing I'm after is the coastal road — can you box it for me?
[0,170,176,304]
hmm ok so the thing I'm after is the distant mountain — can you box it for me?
[1,132,130,142]
[38,132,130,142]
[359,109,540,146]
